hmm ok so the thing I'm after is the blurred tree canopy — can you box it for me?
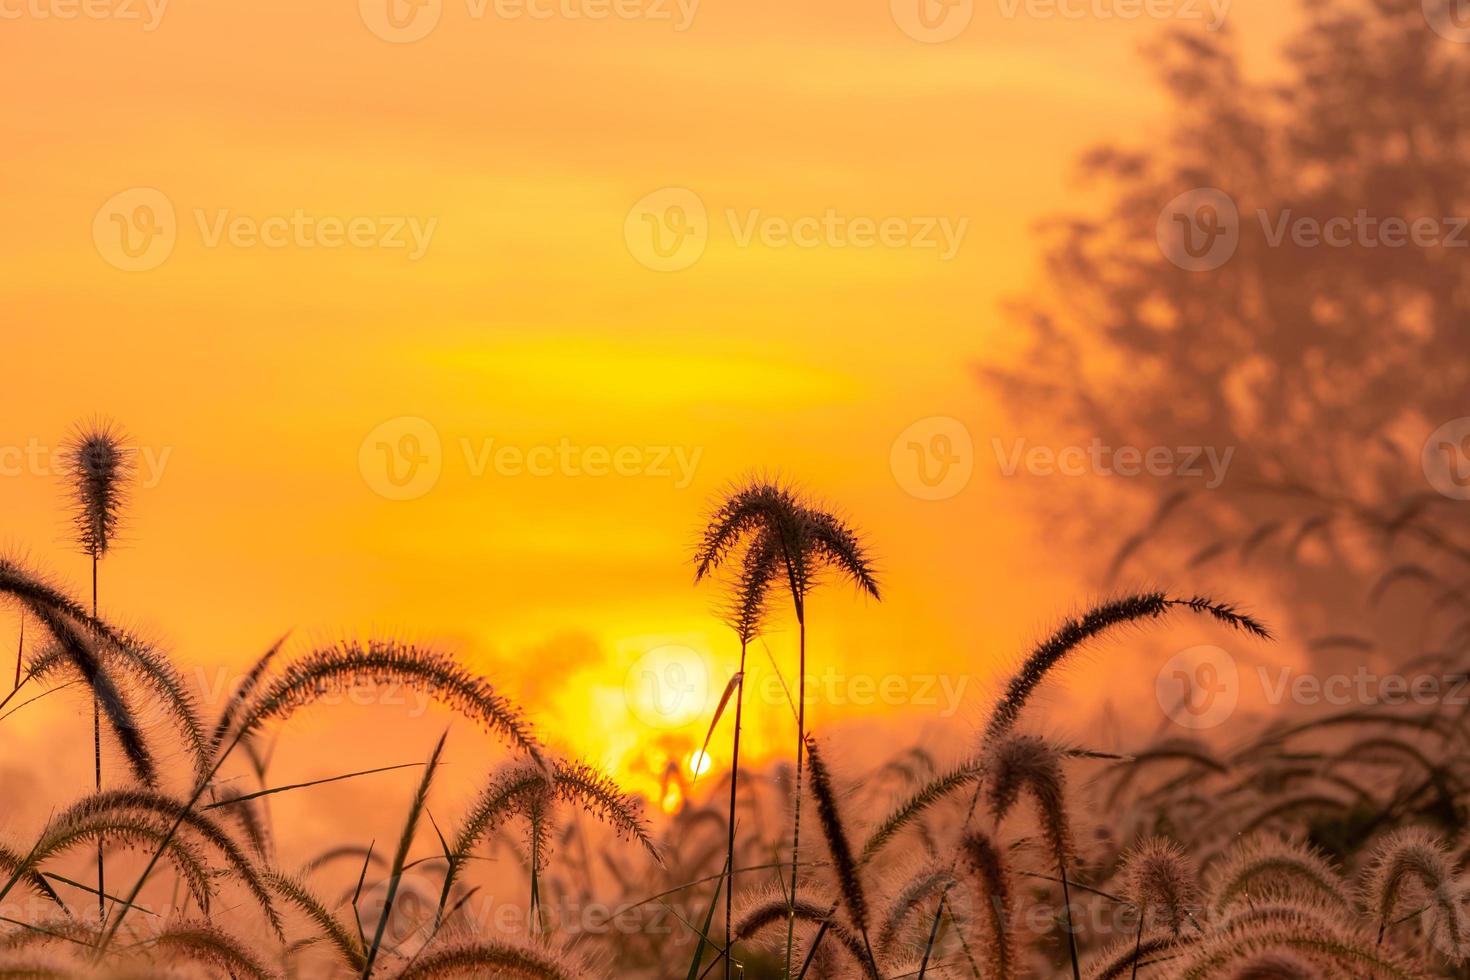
[987,0,1470,650]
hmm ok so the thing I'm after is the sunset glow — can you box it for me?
[8,3,1462,977]
[2,8,1300,825]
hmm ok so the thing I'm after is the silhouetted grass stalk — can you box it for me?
[64,423,130,929]
[912,593,1269,979]
[96,640,543,956]
[362,732,446,978]
[692,480,879,978]
[724,650,745,978]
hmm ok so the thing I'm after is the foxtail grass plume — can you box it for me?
[859,759,985,865]
[0,803,215,912]
[1083,930,1180,980]
[1425,877,1470,964]
[876,861,959,954]
[0,913,98,951]
[1121,837,1200,937]
[693,477,880,977]
[1165,914,1424,980]
[961,831,1016,980]
[0,845,66,910]
[208,635,287,753]
[985,735,1072,864]
[0,560,157,785]
[25,621,211,781]
[1224,951,1323,979]
[62,420,131,561]
[392,940,588,980]
[1213,895,1345,937]
[984,734,1079,979]
[804,735,876,970]
[227,640,543,766]
[1205,834,1348,917]
[1359,827,1467,957]
[56,789,283,938]
[265,871,367,972]
[149,921,276,980]
[55,421,130,935]
[444,763,555,899]
[984,593,1270,741]
[733,886,880,980]
[720,525,780,646]
[440,757,656,921]
[209,786,271,858]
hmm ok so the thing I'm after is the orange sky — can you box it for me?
[1,1,1301,829]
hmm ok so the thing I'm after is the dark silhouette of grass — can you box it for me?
[6,449,1470,980]
[62,419,131,926]
[693,477,879,976]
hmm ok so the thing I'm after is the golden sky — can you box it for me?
[1,0,1300,826]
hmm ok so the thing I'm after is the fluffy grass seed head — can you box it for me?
[1121,836,1201,936]
[985,734,1072,864]
[62,419,131,559]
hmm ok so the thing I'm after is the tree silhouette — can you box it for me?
[986,0,1470,651]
